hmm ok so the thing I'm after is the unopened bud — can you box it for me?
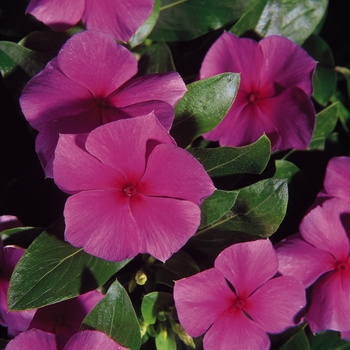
[173,323,195,348]
[135,270,147,285]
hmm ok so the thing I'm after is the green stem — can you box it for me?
[160,0,187,11]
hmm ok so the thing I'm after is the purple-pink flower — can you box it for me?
[5,329,128,350]
[28,291,103,339]
[53,113,215,262]
[199,32,316,151]
[174,239,306,350]
[26,0,154,42]
[20,30,187,177]
[276,198,350,333]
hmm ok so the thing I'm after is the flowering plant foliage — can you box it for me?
[2,0,350,349]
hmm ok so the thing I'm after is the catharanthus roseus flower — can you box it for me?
[0,243,36,337]
[276,198,350,333]
[0,215,22,232]
[20,30,187,177]
[26,0,154,42]
[53,114,215,262]
[174,239,306,350]
[200,32,316,151]
[29,290,103,338]
[5,329,128,350]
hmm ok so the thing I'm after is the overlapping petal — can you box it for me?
[5,329,58,350]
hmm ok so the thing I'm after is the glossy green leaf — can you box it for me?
[196,178,288,236]
[154,250,199,287]
[8,222,130,310]
[303,34,336,106]
[199,189,238,229]
[309,331,350,350]
[141,292,174,325]
[335,66,350,101]
[0,41,51,98]
[279,329,310,350]
[255,0,327,45]
[155,328,176,350]
[82,280,141,350]
[129,0,160,48]
[310,102,339,150]
[274,160,301,184]
[150,0,254,41]
[230,0,269,36]
[171,73,240,148]
[188,135,271,177]
[1,227,43,248]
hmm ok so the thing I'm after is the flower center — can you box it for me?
[336,261,347,271]
[233,298,245,309]
[248,93,258,104]
[123,184,137,196]
[96,97,107,109]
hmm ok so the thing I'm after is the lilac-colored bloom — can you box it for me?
[26,0,154,42]
[174,239,306,350]
[5,329,128,350]
[276,198,350,333]
[29,291,103,338]
[53,114,215,262]
[200,32,316,151]
[0,244,36,337]
[0,215,22,232]
[20,30,187,177]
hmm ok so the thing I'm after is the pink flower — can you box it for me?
[174,239,306,350]
[28,291,104,339]
[53,114,215,262]
[20,30,187,177]
[276,198,350,333]
[26,0,154,42]
[199,32,316,151]
[0,215,22,232]
[0,244,36,337]
[5,329,128,350]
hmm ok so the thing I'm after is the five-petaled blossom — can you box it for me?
[276,198,350,334]
[199,32,316,151]
[5,329,128,350]
[53,114,215,262]
[26,0,154,42]
[174,239,306,350]
[20,30,187,177]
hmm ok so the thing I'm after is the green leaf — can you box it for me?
[254,0,327,45]
[302,34,336,106]
[150,0,255,41]
[230,0,269,36]
[308,331,350,350]
[274,160,301,184]
[278,329,310,350]
[310,102,339,150]
[1,227,43,248]
[8,221,130,310]
[171,73,240,148]
[335,66,350,101]
[82,280,141,350]
[196,178,288,236]
[188,135,271,177]
[0,41,52,98]
[199,189,238,229]
[128,0,160,48]
[331,93,350,132]
[141,292,174,325]
[155,327,176,350]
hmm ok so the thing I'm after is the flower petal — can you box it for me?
[64,190,141,261]
[306,268,350,333]
[54,133,126,194]
[259,35,316,96]
[139,144,215,205]
[2,246,25,280]
[83,0,154,42]
[57,31,137,97]
[324,156,350,203]
[300,198,350,262]
[26,0,84,31]
[245,276,306,334]
[85,114,175,182]
[275,233,335,287]
[203,307,270,350]
[5,329,58,350]
[174,268,234,337]
[130,195,201,262]
[65,330,128,350]
[215,240,278,299]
